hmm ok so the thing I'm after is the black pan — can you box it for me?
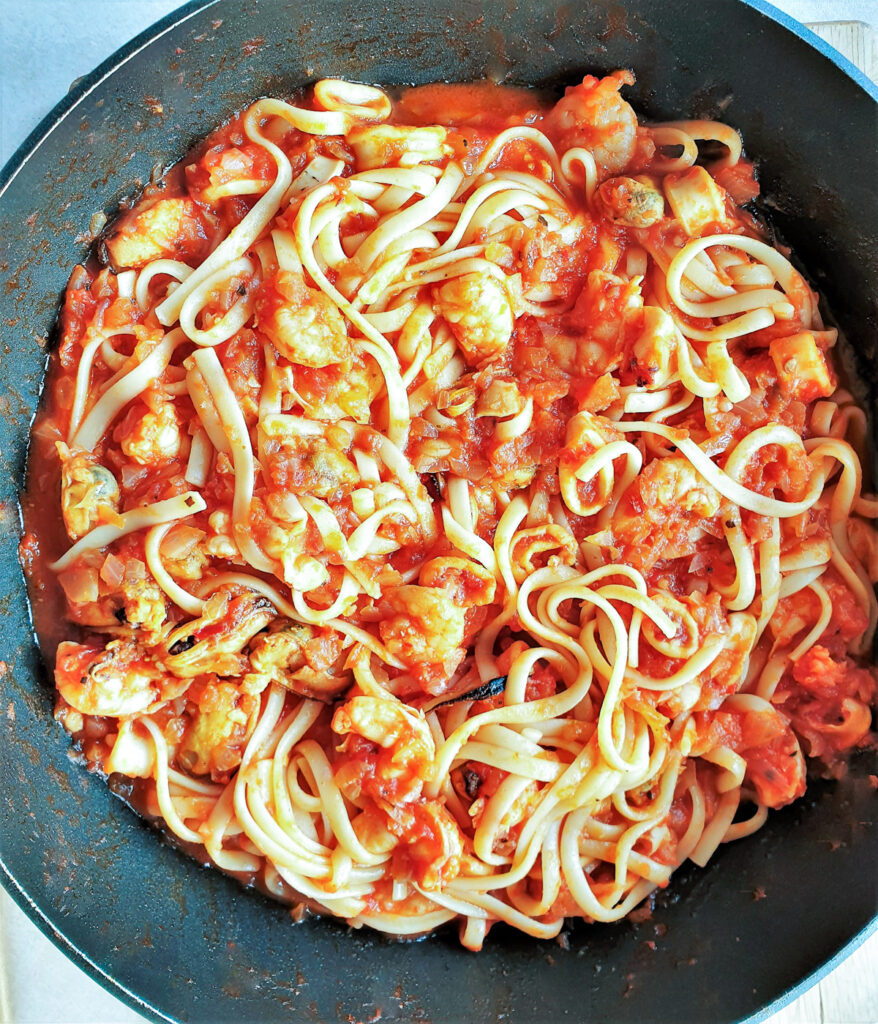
[1,2,876,1021]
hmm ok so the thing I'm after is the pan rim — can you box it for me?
[2,0,877,199]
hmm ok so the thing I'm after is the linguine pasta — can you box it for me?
[22,73,877,948]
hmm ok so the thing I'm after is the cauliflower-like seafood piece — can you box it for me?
[262,427,359,499]
[178,676,259,780]
[119,401,182,466]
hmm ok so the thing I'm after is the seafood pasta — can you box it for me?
[22,73,877,949]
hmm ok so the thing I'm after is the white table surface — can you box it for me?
[1,2,876,1022]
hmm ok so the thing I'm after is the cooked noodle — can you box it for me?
[27,72,877,950]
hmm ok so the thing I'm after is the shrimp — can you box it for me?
[611,457,723,567]
[334,694,433,754]
[567,270,643,374]
[119,400,183,466]
[256,270,351,367]
[741,715,806,808]
[691,704,805,808]
[639,456,721,518]
[260,518,329,591]
[436,270,514,367]
[510,524,578,584]
[290,355,383,424]
[333,694,436,806]
[379,585,466,679]
[475,379,526,419]
[418,556,497,607]
[55,638,190,717]
[623,305,678,389]
[770,589,819,648]
[545,71,638,177]
[394,801,464,890]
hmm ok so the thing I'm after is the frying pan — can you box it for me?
[1,2,876,1021]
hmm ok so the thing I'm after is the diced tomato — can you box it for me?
[712,160,760,205]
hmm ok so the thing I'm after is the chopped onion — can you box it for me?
[123,558,148,583]
[121,463,149,491]
[160,524,205,559]
[58,567,100,604]
[99,552,126,588]
[449,456,489,480]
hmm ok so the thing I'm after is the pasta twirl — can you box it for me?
[22,73,877,950]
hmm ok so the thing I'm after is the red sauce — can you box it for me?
[19,74,878,947]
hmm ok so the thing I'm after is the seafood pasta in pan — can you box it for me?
[22,72,877,949]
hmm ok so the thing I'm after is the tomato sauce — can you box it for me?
[17,73,878,948]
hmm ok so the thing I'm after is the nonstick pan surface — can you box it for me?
[1,2,876,1021]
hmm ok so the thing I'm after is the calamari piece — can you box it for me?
[348,124,450,169]
[104,198,208,269]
